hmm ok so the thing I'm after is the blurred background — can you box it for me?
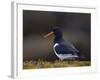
[23,10,91,61]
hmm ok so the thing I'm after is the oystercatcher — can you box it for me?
[44,27,79,60]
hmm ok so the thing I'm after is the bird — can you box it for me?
[44,27,79,60]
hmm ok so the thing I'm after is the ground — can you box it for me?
[23,59,91,69]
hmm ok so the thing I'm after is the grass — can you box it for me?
[23,59,91,69]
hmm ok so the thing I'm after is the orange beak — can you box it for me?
[44,31,54,38]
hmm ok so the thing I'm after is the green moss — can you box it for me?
[23,59,91,69]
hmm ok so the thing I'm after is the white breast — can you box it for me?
[53,43,63,60]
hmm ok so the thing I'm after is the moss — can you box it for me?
[23,59,91,69]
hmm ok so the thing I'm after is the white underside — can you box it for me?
[53,43,78,60]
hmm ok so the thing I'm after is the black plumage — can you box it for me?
[52,27,79,60]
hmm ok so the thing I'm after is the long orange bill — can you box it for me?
[44,31,54,38]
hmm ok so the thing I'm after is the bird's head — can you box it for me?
[44,27,62,38]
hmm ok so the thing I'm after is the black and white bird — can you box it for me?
[44,27,79,60]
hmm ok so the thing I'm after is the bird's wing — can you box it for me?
[55,42,79,54]
[64,42,79,53]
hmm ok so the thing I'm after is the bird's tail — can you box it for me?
[77,53,86,61]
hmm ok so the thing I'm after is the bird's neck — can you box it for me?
[54,36,63,43]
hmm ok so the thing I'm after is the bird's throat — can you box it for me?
[54,36,63,43]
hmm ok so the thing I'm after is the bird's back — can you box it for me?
[54,41,78,55]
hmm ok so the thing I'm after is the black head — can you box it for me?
[44,27,63,43]
[52,27,63,43]
[52,27,62,38]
